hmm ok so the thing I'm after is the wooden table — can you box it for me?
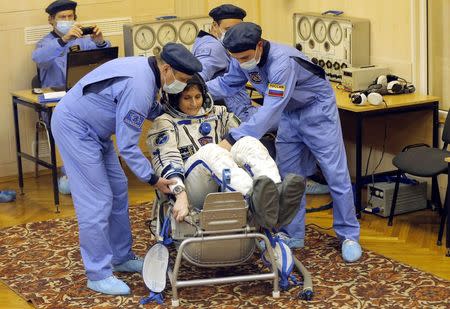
[11,90,60,212]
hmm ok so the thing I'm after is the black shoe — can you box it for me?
[277,174,306,226]
[249,176,279,229]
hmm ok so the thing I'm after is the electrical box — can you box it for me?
[293,12,370,83]
[365,181,427,217]
[342,65,390,91]
[123,16,211,57]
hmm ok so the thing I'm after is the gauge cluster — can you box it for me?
[124,16,211,57]
[293,13,370,82]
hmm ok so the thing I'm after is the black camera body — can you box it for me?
[81,26,95,35]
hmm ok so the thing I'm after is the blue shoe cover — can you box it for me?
[87,275,130,295]
[2,190,16,199]
[0,191,15,203]
[113,256,144,273]
[342,239,362,262]
[305,179,329,195]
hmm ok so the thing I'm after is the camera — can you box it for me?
[81,26,95,35]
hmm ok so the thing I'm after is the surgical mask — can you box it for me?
[56,20,74,35]
[163,69,187,94]
[239,48,261,70]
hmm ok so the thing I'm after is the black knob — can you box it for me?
[311,57,318,65]
[341,63,348,69]
[295,43,303,51]
[326,60,332,69]
[318,59,325,67]
[333,62,340,70]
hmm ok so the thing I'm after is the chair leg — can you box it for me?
[388,170,402,226]
[431,175,442,214]
[437,186,447,246]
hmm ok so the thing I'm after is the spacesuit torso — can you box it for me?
[147,96,240,180]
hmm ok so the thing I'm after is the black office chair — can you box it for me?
[389,110,450,250]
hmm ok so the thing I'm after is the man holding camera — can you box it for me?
[32,0,111,88]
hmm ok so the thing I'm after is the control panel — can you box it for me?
[293,12,370,82]
[123,16,211,57]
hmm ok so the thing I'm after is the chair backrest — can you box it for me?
[441,108,450,148]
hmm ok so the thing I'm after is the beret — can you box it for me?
[223,22,262,53]
[161,43,202,75]
[209,4,246,21]
[45,0,77,15]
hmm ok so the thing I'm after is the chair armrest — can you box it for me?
[402,143,430,152]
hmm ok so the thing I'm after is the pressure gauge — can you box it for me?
[328,21,343,46]
[179,21,198,45]
[157,23,177,46]
[312,18,327,43]
[134,26,155,51]
[297,17,311,41]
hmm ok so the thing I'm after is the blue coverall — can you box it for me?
[192,31,257,121]
[51,56,163,280]
[206,41,360,242]
[32,31,111,88]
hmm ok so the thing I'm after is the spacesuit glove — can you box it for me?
[153,177,176,194]
[172,192,189,222]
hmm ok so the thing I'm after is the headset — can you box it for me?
[349,74,415,106]
[349,91,384,106]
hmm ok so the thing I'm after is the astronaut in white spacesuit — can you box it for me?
[146,74,305,229]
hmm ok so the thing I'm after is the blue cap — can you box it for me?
[209,4,246,21]
[45,0,77,15]
[161,43,202,75]
[223,22,262,53]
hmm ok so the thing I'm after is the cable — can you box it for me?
[364,146,373,177]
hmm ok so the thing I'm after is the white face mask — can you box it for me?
[239,47,261,70]
[56,20,74,35]
[163,68,187,94]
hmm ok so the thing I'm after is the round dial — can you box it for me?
[328,21,343,45]
[157,23,177,46]
[179,21,198,45]
[134,26,155,51]
[297,17,311,41]
[312,19,327,43]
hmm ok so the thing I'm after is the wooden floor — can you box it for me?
[0,171,449,308]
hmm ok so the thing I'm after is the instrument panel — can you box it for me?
[124,16,211,57]
[293,13,370,82]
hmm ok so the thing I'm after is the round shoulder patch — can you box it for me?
[154,132,169,146]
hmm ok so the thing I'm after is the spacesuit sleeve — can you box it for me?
[206,58,248,100]
[32,36,67,68]
[227,59,297,144]
[146,117,185,180]
[115,77,158,184]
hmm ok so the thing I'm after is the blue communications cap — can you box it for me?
[161,43,202,75]
[45,0,77,15]
[223,22,262,53]
[209,4,246,21]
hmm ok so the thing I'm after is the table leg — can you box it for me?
[13,99,24,195]
[47,109,60,213]
[355,115,363,218]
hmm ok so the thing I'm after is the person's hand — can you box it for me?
[61,23,82,43]
[152,177,176,194]
[172,192,190,222]
[218,139,232,151]
[90,25,105,44]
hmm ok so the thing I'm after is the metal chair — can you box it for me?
[389,110,450,254]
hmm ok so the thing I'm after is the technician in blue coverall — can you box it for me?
[32,0,111,88]
[51,43,202,295]
[192,4,257,121]
[206,22,362,263]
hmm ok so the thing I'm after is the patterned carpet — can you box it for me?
[0,203,449,309]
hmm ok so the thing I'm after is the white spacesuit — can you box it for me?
[146,81,280,209]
